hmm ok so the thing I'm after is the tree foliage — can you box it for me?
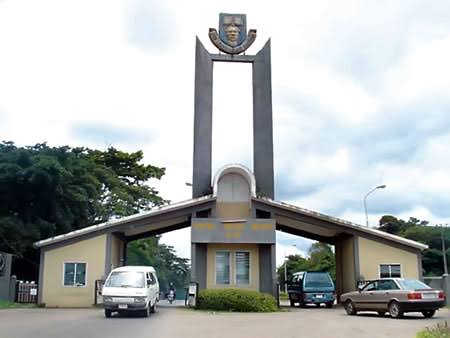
[378,215,450,276]
[277,242,336,285]
[127,237,190,297]
[0,141,166,279]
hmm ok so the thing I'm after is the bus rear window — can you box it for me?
[304,273,333,288]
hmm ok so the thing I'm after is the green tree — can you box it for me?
[127,237,190,298]
[307,242,336,280]
[0,142,166,279]
[377,215,449,276]
[277,243,336,285]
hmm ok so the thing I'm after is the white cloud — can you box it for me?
[386,36,450,104]
[159,228,191,259]
[1,0,450,258]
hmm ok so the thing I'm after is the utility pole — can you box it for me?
[284,259,287,293]
[442,224,448,275]
[284,244,297,293]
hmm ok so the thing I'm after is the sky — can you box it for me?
[1,0,450,266]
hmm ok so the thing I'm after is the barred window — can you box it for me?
[235,251,250,285]
[64,262,87,287]
[215,251,230,285]
[380,264,401,278]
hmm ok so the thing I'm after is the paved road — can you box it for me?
[1,303,449,338]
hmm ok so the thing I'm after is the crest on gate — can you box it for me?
[209,13,257,55]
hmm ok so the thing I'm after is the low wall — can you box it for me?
[0,275,16,302]
[423,275,450,305]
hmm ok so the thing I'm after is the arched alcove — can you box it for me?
[212,164,256,219]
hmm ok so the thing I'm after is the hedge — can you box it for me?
[196,288,278,312]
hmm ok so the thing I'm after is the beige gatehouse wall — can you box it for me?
[41,235,107,307]
[206,243,260,291]
[357,236,420,280]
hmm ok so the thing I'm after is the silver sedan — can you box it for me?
[341,278,445,318]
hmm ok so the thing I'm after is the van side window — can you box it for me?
[150,273,158,285]
[145,273,152,286]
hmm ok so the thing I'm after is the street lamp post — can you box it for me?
[363,185,386,227]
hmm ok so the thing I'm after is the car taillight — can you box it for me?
[439,291,445,299]
[408,292,422,300]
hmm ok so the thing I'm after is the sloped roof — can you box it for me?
[254,197,428,251]
[34,195,214,248]
[34,193,427,252]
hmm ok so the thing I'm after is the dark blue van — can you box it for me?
[287,271,335,308]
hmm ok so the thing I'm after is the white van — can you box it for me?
[102,266,159,318]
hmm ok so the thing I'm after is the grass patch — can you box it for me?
[0,300,36,309]
[196,289,278,312]
[417,321,450,338]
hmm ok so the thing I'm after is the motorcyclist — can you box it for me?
[167,282,176,299]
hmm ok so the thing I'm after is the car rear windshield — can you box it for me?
[397,279,431,290]
[105,271,145,288]
[304,272,333,288]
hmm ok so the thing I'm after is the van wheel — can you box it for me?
[344,300,357,315]
[289,295,295,307]
[142,305,150,317]
[388,301,403,319]
[150,302,156,313]
[104,309,112,318]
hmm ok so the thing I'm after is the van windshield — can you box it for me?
[304,272,333,288]
[105,271,145,288]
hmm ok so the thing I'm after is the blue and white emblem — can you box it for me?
[209,13,257,55]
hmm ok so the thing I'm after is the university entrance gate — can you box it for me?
[34,14,425,307]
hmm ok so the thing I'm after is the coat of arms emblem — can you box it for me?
[209,13,257,55]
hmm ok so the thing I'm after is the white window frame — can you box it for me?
[234,250,251,286]
[62,262,88,288]
[379,263,402,278]
[215,251,231,286]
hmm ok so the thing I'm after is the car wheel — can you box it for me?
[377,312,386,317]
[422,310,436,318]
[344,300,357,315]
[150,302,156,313]
[104,309,112,318]
[326,302,333,308]
[388,301,403,319]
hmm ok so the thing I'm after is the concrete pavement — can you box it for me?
[1,303,449,338]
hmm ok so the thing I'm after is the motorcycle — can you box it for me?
[167,290,175,304]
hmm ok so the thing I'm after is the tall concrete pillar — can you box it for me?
[253,40,274,199]
[259,243,277,296]
[191,243,207,290]
[193,37,213,198]
[192,38,275,199]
